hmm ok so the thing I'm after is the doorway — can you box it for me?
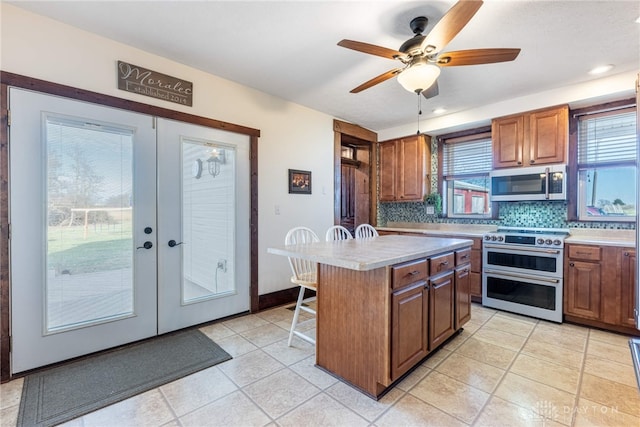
[9,88,250,373]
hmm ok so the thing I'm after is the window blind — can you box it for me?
[577,109,637,166]
[442,137,492,176]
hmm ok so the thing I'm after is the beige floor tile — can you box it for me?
[494,373,576,426]
[222,314,270,333]
[510,353,580,394]
[395,365,431,392]
[375,394,466,427]
[521,337,584,369]
[289,356,338,390]
[160,366,237,416]
[254,306,295,324]
[0,404,20,427]
[421,347,452,369]
[276,393,368,427]
[179,390,271,427]
[495,310,540,325]
[473,326,528,351]
[589,328,635,347]
[198,322,236,341]
[215,333,258,357]
[262,338,315,366]
[243,369,320,419]
[460,319,483,334]
[474,396,565,427]
[240,323,290,348]
[580,373,640,417]
[529,322,588,352]
[409,370,490,424]
[442,328,472,351]
[81,389,176,427]
[325,381,403,422]
[0,378,23,410]
[587,338,634,366]
[583,354,637,388]
[484,314,535,337]
[470,304,497,323]
[573,397,640,427]
[218,350,284,387]
[435,352,505,393]
[275,317,316,333]
[456,337,517,370]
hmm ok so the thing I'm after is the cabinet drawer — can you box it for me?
[568,245,601,261]
[455,248,471,266]
[392,258,428,290]
[430,252,455,275]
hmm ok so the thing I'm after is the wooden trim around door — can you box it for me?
[0,71,261,382]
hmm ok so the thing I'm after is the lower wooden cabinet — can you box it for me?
[429,271,455,350]
[620,249,637,328]
[455,263,472,329]
[391,281,428,380]
[564,259,601,320]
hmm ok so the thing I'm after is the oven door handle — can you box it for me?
[483,244,561,255]
[484,269,560,284]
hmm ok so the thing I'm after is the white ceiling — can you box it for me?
[9,0,640,133]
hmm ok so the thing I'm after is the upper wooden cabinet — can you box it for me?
[492,105,568,169]
[379,134,429,202]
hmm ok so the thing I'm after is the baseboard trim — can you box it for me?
[258,286,316,311]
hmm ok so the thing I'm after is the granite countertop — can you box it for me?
[565,229,636,248]
[377,222,498,238]
[267,235,473,271]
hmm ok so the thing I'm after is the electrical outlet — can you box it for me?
[217,259,227,272]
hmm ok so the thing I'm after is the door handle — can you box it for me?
[168,240,184,247]
[137,241,153,250]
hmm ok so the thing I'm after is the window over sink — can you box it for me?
[576,106,636,221]
[441,132,492,218]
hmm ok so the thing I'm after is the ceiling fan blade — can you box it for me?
[350,68,402,93]
[422,81,439,99]
[420,0,483,54]
[436,48,521,66]
[338,39,406,60]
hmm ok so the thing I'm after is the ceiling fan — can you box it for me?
[338,0,521,99]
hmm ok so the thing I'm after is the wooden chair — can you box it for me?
[355,223,379,239]
[325,225,353,241]
[284,226,319,346]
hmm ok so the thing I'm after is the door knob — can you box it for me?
[137,241,153,250]
[168,240,184,247]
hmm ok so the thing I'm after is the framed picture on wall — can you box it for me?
[288,169,312,194]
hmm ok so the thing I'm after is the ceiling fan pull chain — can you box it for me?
[416,92,422,135]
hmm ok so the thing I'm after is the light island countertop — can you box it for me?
[268,234,473,271]
[377,222,497,238]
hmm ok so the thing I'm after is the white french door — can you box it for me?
[9,89,250,373]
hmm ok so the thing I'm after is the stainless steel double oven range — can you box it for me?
[482,227,569,323]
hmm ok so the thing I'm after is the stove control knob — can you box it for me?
[545,239,553,245]
[537,238,545,245]
[484,235,491,241]
[491,236,497,241]
[553,239,561,246]
[497,236,504,242]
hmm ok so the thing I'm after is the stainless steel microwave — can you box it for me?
[490,164,567,202]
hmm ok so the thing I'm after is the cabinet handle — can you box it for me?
[440,260,449,266]
[569,262,575,267]
[459,254,469,260]
[624,252,630,257]
[517,161,522,165]
[408,270,420,276]
[424,284,430,290]
[575,251,591,255]
[530,159,536,164]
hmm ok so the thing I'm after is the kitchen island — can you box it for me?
[268,234,473,399]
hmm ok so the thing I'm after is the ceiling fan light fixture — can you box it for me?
[397,62,441,94]
[588,64,614,75]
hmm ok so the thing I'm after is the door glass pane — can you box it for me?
[182,139,235,303]
[46,117,134,332]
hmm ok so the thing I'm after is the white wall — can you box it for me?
[1,4,335,296]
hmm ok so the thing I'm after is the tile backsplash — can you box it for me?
[377,200,636,230]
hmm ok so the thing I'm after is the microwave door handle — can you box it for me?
[545,167,550,199]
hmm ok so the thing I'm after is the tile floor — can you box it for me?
[2,303,639,426]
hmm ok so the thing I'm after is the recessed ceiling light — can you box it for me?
[636,16,640,23]
[432,108,447,114]
[588,64,615,75]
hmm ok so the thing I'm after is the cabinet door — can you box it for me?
[528,106,567,166]
[621,249,637,327]
[565,260,601,320]
[492,115,524,168]
[397,136,425,201]
[391,281,428,380]
[455,264,471,329]
[379,141,397,201]
[429,271,455,349]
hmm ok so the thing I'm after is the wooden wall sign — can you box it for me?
[117,61,193,106]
